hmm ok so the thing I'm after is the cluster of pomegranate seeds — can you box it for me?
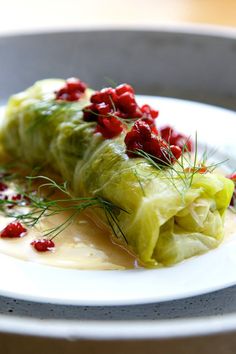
[160,126,192,152]
[125,120,182,164]
[83,83,159,139]
[227,173,236,207]
[55,78,87,102]
[0,221,27,238]
[31,239,55,252]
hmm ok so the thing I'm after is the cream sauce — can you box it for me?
[0,211,136,270]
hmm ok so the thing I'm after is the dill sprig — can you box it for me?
[104,77,118,88]
[132,168,146,197]
[96,197,128,244]
[0,175,128,243]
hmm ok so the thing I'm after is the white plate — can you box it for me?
[0,96,236,306]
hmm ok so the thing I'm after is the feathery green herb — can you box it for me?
[0,175,128,243]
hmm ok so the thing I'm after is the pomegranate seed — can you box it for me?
[160,126,192,152]
[160,126,173,141]
[0,182,8,192]
[0,221,27,238]
[122,103,140,116]
[117,92,136,111]
[11,194,22,201]
[83,104,98,122]
[66,78,87,92]
[131,106,143,119]
[96,103,111,116]
[115,83,134,96]
[151,125,159,135]
[141,104,159,119]
[100,88,118,105]
[124,129,140,146]
[91,91,103,104]
[96,117,123,139]
[135,121,152,140]
[55,78,87,102]
[150,109,159,119]
[170,145,182,160]
[31,239,55,252]
[126,141,143,157]
[143,139,162,158]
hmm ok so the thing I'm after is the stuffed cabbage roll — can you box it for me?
[0,79,233,266]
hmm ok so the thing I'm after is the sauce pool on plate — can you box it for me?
[0,211,136,270]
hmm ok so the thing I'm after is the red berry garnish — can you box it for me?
[117,92,136,112]
[0,221,27,238]
[0,182,8,192]
[125,120,182,165]
[170,145,182,160]
[83,104,98,122]
[141,104,159,119]
[66,77,87,92]
[99,88,118,105]
[124,129,139,146]
[55,78,87,102]
[125,141,143,157]
[83,83,159,139]
[91,91,103,104]
[96,103,111,116]
[115,83,134,96]
[151,125,159,135]
[31,239,55,252]
[96,116,123,139]
[160,126,192,152]
[131,106,143,119]
[134,120,152,140]
[11,194,22,201]
[143,138,162,158]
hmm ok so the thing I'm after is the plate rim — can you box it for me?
[1,23,236,40]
